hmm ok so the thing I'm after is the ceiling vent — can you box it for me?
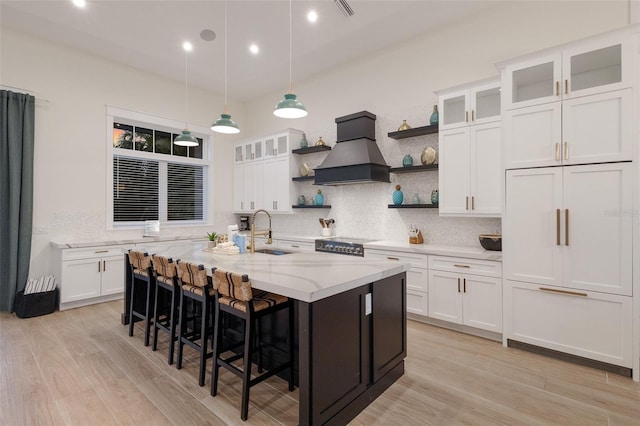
[334,0,355,17]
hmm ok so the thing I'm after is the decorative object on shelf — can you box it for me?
[402,154,413,168]
[299,162,311,176]
[429,104,439,126]
[397,120,412,131]
[409,224,424,244]
[421,146,437,165]
[298,195,306,206]
[273,0,307,119]
[431,189,439,206]
[412,193,420,204]
[315,136,326,146]
[479,234,502,251]
[300,133,308,148]
[315,189,324,206]
[207,231,218,248]
[392,185,404,205]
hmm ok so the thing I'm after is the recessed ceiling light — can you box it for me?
[249,44,259,55]
[182,41,193,52]
[72,0,87,8]
[307,10,318,23]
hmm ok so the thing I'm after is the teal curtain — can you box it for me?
[0,90,35,312]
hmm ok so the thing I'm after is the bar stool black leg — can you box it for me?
[288,300,294,391]
[241,315,254,421]
[176,291,186,370]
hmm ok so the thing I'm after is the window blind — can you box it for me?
[113,156,159,222]
[168,163,204,221]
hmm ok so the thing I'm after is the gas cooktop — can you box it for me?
[315,237,375,257]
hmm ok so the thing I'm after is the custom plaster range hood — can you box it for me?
[314,111,390,185]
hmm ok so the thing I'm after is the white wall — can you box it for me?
[241,0,629,244]
[0,28,244,278]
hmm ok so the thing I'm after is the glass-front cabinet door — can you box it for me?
[472,82,501,125]
[234,145,243,163]
[438,79,501,131]
[252,140,263,161]
[264,137,275,157]
[276,135,288,156]
[503,54,561,110]
[439,90,469,131]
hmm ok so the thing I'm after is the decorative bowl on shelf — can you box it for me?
[479,234,502,251]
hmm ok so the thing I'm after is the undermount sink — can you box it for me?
[254,248,292,256]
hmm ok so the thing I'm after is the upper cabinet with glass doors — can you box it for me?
[501,33,633,111]
[234,140,263,163]
[264,133,289,157]
[437,78,501,131]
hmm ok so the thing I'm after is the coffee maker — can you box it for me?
[239,215,250,231]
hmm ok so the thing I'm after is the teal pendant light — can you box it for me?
[274,0,307,119]
[212,0,240,134]
[175,43,199,147]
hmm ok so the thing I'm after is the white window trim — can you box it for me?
[106,105,213,230]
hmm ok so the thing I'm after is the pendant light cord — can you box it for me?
[184,50,189,128]
[288,0,292,93]
[224,0,229,114]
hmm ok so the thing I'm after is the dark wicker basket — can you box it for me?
[479,234,502,251]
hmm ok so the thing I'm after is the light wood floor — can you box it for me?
[1,300,639,425]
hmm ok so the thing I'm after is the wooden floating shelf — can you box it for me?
[387,204,439,209]
[388,125,439,140]
[292,145,332,155]
[292,205,332,209]
[292,176,315,182]
[390,164,438,173]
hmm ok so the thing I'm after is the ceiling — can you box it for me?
[0,0,499,101]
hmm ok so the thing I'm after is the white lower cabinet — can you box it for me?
[276,238,315,252]
[428,256,502,333]
[504,280,632,368]
[365,249,429,316]
[54,246,126,309]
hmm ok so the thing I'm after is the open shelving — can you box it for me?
[388,204,438,209]
[390,164,438,174]
[388,125,439,140]
[292,145,332,155]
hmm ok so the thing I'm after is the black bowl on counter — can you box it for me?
[479,234,502,251]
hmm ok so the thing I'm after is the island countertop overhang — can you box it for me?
[150,242,410,303]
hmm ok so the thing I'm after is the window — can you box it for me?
[107,107,210,227]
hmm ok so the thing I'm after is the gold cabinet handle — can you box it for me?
[555,81,560,96]
[98,261,101,273]
[471,110,475,121]
[386,256,400,261]
[565,209,569,246]
[555,143,560,161]
[564,79,569,95]
[471,196,475,210]
[95,250,108,254]
[241,201,244,210]
[564,142,568,160]
[466,196,469,210]
[539,287,587,297]
[103,260,106,271]
[556,209,561,246]
[463,278,466,293]
[291,244,300,248]
[457,278,461,293]
[465,111,469,122]
[454,264,470,268]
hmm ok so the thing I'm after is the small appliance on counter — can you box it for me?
[239,215,250,231]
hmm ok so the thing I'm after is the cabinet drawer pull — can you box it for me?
[564,142,568,160]
[564,79,569,95]
[454,264,470,268]
[98,261,101,272]
[291,244,299,248]
[556,209,561,246]
[471,110,475,121]
[103,260,106,271]
[463,278,466,293]
[95,250,108,253]
[555,81,559,96]
[465,196,469,210]
[457,278,461,293]
[465,111,469,122]
[555,143,560,161]
[386,256,400,261]
[471,196,475,210]
[539,287,587,297]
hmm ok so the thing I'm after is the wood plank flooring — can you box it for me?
[1,300,638,425]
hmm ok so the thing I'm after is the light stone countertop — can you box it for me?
[364,240,502,261]
[152,241,409,303]
[50,235,206,249]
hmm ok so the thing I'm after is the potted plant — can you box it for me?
[207,232,218,248]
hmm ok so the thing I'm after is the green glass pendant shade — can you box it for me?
[273,93,307,119]
[211,113,240,134]
[174,129,199,147]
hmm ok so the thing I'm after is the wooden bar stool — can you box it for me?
[176,261,214,387]
[151,254,180,365]
[128,250,154,346]
[210,268,294,421]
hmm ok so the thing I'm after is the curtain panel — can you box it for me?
[0,90,35,312]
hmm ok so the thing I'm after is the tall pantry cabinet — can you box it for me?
[498,25,640,377]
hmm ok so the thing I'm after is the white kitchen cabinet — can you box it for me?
[504,280,632,368]
[53,245,126,310]
[501,34,633,110]
[276,238,315,252]
[439,122,502,216]
[504,163,633,296]
[437,79,501,131]
[233,129,302,214]
[428,256,502,333]
[365,249,429,317]
[503,88,633,169]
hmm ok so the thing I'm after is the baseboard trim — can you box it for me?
[407,314,502,342]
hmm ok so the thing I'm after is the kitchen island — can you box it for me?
[124,241,409,425]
